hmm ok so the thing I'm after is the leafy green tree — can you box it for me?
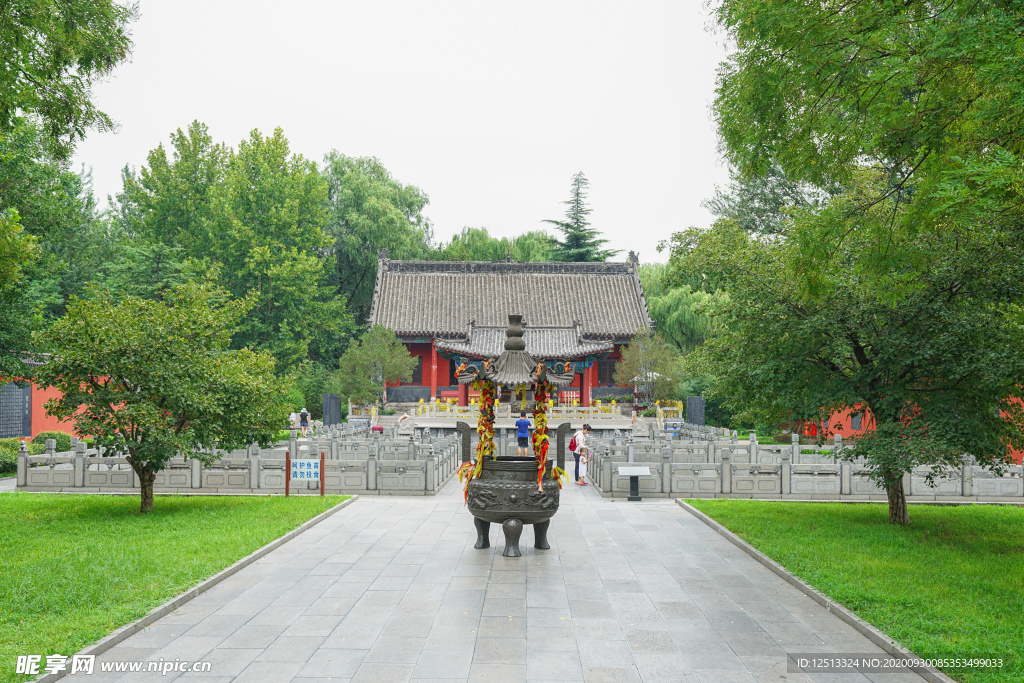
[703,161,835,237]
[707,0,1024,523]
[329,325,417,406]
[116,120,229,256]
[33,284,289,513]
[322,152,433,324]
[640,262,726,354]
[212,128,349,369]
[0,208,38,377]
[0,0,136,159]
[432,227,555,262]
[118,124,351,370]
[614,329,682,405]
[99,241,214,301]
[0,120,115,319]
[675,217,1024,524]
[295,362,332,420]
[544,172,617,262]
[712,0,1024,282]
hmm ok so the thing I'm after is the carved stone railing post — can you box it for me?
[456,422,472,464]
[74,441,86,487]
[961,455,974,497]
[662,445,672,494]
[249,456,260,490]
[781,453,791,495]
[555,423,572,472]
[17,440,28,487]
[426,454,436,492]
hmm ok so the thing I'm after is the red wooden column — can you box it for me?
[581,363,592,407]
[458,381,469,407]
[430,341,439,400]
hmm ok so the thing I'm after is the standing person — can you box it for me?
[515,411,532,456]
[570,424,591,485]
[578,446,591,484]
[299,408,309,437]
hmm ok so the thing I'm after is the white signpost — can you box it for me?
[285,452,325,497]
[290,458,320,481]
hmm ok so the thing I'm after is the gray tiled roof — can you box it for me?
[435,326,613,360]
[368,259,653,339]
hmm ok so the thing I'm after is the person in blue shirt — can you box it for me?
[515,411,532,456]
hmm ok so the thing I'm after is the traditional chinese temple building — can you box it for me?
[367,252,654,406]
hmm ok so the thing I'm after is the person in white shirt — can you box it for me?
[578,446,590,483]
[571,424,591,485]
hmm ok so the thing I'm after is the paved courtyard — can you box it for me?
[84,480,925,683]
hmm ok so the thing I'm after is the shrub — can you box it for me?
[593,393,633,402]
[0,439,44,475]
[0,439,21,474]
[0,450,14,475]
[31,431,73,452]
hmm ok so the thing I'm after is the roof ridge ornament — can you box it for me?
[378,247,389,261]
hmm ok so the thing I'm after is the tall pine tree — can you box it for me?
[544,172,618,262]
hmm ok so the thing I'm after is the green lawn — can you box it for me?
[0,493,347,682]
[685,500,1023,683]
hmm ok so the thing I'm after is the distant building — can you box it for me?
[367,252,654,406]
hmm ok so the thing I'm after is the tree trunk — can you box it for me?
[886,479,908,525]
[138,467,157,513]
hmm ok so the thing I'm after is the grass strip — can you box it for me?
[0,492,347,682]
[685,500,1023,683]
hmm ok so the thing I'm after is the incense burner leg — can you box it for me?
[501,518,523,557]
[474,517,490,549]
[534,519,551,550]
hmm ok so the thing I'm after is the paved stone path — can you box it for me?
[83,480,925,683]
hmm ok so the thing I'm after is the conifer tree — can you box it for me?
[544,172,618,262]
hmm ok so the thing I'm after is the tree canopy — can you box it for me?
[673,210,1024,523]
[0,208,37,377]
[712,0,1024,282]
[328,325,418,406]
[432,227,555,262]
[640,263,726,355]
[0,0,137,159]
[699,0,1024,523]
[613,329,682,405]
[545,172,617,262]
[115,123,352,370]
[702,161,835,237]
[33,284,288,512]
[322,152,433,325]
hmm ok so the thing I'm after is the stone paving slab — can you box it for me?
[80,479,925,683]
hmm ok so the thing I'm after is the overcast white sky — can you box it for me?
[73,0,732,264]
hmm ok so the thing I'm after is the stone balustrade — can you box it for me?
[583,431,1024,502]
[15,428,463,496]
